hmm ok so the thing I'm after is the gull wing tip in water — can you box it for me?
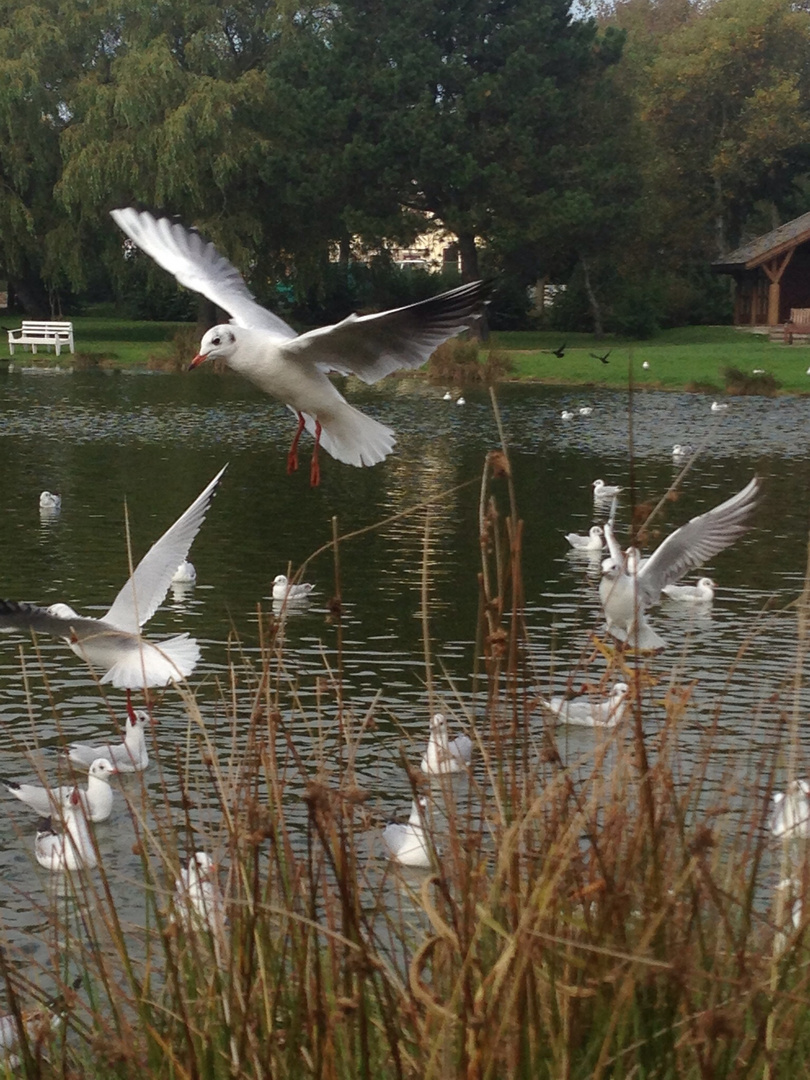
[0,467,226,688]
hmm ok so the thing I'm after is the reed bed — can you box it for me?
[2,430,810,1080]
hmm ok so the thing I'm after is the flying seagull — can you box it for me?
[111,208,487,485]
[599,477,759,651]
[0,466,226,690]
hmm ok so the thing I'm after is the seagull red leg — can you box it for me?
[310,420,322,487]
[287,412,306,474]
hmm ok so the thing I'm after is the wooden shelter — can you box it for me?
[713,210,810,327]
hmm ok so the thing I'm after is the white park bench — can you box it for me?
[7,320,75,357]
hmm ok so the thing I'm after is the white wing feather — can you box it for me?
[103,466,227,632]
[110,208,297,339]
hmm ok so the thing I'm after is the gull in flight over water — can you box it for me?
[111,208,487,485]
[599,477,759,651]
[0,466,226,691]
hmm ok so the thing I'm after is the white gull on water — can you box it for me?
[565,525,604,552]
[3,758,118,822]
[542,683,630,728]
[67,702,150,772]
[0,466,226,689]
[383,798,433,867]
[421,713,472,775]
[111,207,486,486]
[35,788,97,872]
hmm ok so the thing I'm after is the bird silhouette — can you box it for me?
[547,342,567,358]
[590,350,611,364]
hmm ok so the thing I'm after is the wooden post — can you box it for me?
[768,281,781,327]
[760,249,794,325]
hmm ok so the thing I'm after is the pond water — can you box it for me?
[0,367,808,964]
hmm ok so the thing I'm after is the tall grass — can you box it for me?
[3,421,810,1078]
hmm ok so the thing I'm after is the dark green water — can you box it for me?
[0,367,807,956]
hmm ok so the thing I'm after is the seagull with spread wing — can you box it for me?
[0,466,226,690]
[599,477,759,651]
[111,208,487,485]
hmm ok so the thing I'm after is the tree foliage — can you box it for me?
[2,0,810,332]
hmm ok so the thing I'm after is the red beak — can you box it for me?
[189,352,207,370]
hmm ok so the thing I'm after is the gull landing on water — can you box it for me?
[0,466,226,689]
[599,477,759,651]
[111,208,487,486]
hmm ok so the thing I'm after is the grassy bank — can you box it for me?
[2,446,809,1078]
[5,314,810,393]
[488,325,810,394]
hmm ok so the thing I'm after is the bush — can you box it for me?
[427,338,513,385]
[723,365,782,396]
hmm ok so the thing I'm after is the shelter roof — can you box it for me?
[713,210,810,271]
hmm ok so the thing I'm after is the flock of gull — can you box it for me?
[1,206,803,1046]
[0,205,491,927]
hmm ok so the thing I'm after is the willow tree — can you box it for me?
[0,0,112,312]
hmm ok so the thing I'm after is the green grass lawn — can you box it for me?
[4,314,190,367]
[6,314,810,392]
[489,325,810,393]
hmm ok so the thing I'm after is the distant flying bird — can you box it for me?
[590,351,611,365]
[0,467,225,690]
[547,342,567,358]
[111,207,486,486]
